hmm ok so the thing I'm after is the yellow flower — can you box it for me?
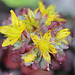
[0,10,25,47]
[55,28,70,45]
[25,8,39,32]
[30,30,57,63]
[34,1,56,16]
[34,1,66,25]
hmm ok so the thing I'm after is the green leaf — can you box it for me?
[1,0,41,9]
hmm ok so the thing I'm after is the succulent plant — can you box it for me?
[0,1,72,71]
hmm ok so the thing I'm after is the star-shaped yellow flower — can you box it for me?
[30,30,57,63]
[0,10,25,47]
[24,8,39,32]
[34,1,66,25]
[34,1,56,16]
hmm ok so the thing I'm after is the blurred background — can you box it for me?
[0,0,75,75]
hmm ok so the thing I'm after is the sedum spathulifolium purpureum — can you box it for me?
[0,1,71,71]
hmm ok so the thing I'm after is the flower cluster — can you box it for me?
[0,1,71,71]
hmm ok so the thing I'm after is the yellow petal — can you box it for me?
[45,18,52,25]
[10,10,18,27]
[55,18,66,22]
[24,53,36,63]
[18,20,26,32]
[30,34,40,45]
[46,15,57,25]
[39,1,45,15]
[43,52,51,63]
[34,8,39,14]
[28,8,34,18]
[0,26,19,35]
[46,4,56,14]
[0,26,9,34]
[49,44,57,54]
[10,37,19,45]
[2,37,19,47]
[43,30,51,41]
[24,17,33,31]
[56,28,70,40]
[57,28,69,35]
[2,38,11,47]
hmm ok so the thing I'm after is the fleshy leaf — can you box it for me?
[46,21,60,30]
[8,50,21,63]
[50,59,60,70]
[56,51,65,63]
[40,57,49,71]
[32,63,40,70]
